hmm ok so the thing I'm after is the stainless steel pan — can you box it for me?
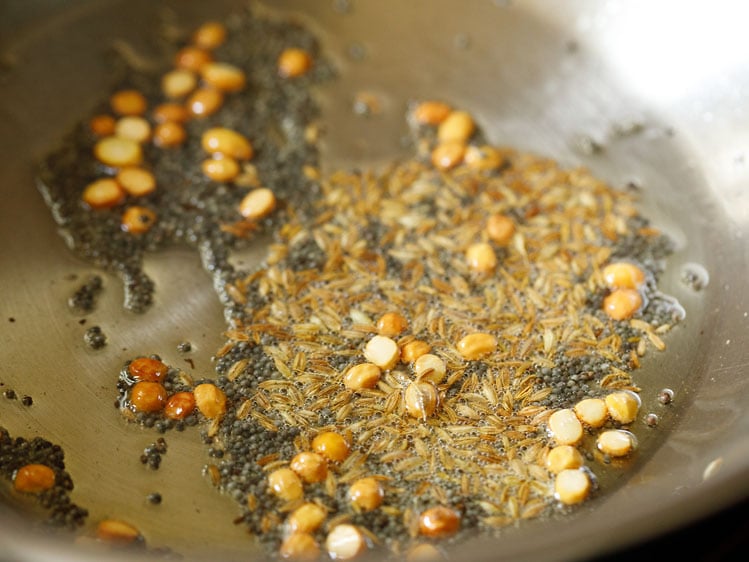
[1,1,748,560]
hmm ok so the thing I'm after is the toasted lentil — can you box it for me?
[193,383,227,419]
[465,242,497,273]
[239,187,277,220]
[405,380,439,420]
[96,519,141,544]
[278,48,313,78]
[82,178,125,209]
[193,21,227,50]
[13,464,56,493]
[121,206,157,234]
[603,288,643,320]
[596,429,636,457]
[548,409,584,446]
[287,503,327,534]
[161,69,198,99]
[546,445,584,474]
[202,127,253,160]
[602,262,646,290]
[153,121,187,147]
[431,142,466,170]
[290,452,328,483]
[419,506,460,538]
[573,398,608,428]
[127,357,168,382]
[152,102,190,123]
[456,333,497,360]
[363,335,400,370]
[201,62,247,92]
[400,340,431,363]
[437,110,475,143]
[268,468,304,501]
[116,167,156,197]
[412,100,452,125]
[343,363,382,391]
[376,312,409,337]
[604,391,641,424]
[110,89,147,116]
[202,156,241,183]
[485,213,515,245]
[114,116,151,144]
[89,114,116,136]
[93,136,142,168]
[187,87,224,117]
[164,391,196,420]
[130,381,168,413]
[554,469,591,505]
[348,477,384,512]
[325,524,367,560]
[280,532,321,561]
[174,46,213,71]
[413,354,447,384]
[312,432,350,463]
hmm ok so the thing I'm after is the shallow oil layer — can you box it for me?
[1,1,742,562]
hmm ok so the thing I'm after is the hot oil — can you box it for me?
[1,0,719,560]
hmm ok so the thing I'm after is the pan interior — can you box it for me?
[1,1,748,561]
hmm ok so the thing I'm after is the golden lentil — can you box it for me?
[116,167,157,197]
[202,156,241,183]
[604,391,640,424]
[187,87,224,117]
[81,178,125,209]
[312,432,350,463]
[13,464,55,493]
[95,520,141,544]
[121,206,157,234]
[545,445,585,474]
[174,46,213,71]
[290,452,328,483]
[161,69,198,99]
[363,335,400,370]
[279,532,321,561]
[602,262,646,290]
[200,62,247,92]
[268,468,304,501]
[573,398,608,428]
[485,213,515,245]
[376,312,409,337]
[153,121,187,148]
[547,409,584,446]
[437,110,475,143]
[603,288,643,320]
[418,506,460,538]
[152,102,190,123]
[400,340,431,363]
[129,381,167,413]
[413,354,447,385]
[89,114,116,137]
[164,391,197,420]
[412,100,452,125]
[93,136,143,168]
[278,48,313,78]
[348,477,384,512]
[239,187,277,220]
[596,429,636,457]
[193,383,227,419]
[201,127,254,160]
[109,89,147,116]
[431,142,466,170]
[343,363,382,391]
[127,357,167,382]
[456,333,497,360]
[325,524,367,560]
[554,469,591,505]
[465,242,498,273]
[192,21,227,50]
[287,503,327,534]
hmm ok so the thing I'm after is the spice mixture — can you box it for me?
[16,4,687,561]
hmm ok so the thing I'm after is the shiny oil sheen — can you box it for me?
[1,1,748,561]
